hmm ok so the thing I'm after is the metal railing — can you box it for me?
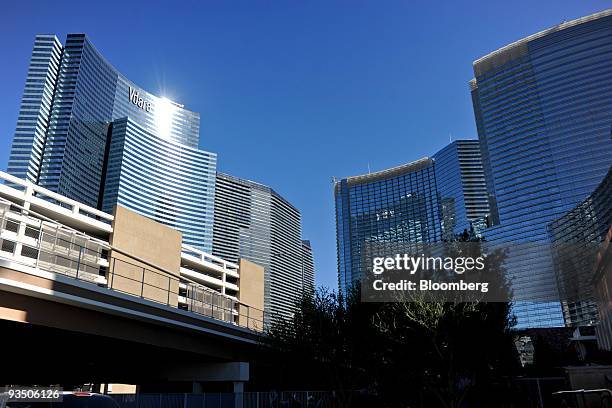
[0,200,109,284]
[0,170,113,225]
[182,244,240,274]
[110,392,346,408]
[0,199,267,332]
[108,256,180,306]
[552,389,612,408]
[184,281,236,324]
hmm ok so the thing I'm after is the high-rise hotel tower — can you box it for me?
[470,10,612,327]
[334,141,490,297]
[7,33,315,322]
[212,173,314,322]
[7,34,217,252]
[334,158,442,295]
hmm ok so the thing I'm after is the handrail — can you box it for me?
[0,170,114,221]
[0,185,237,281]
[552,388,612,408]
[553,389,612,396]
[0,196,220,297]
[182,243,240,270]
[0,197,111,248]
[0,201,267,331]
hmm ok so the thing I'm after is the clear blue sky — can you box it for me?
[1,1,609,290]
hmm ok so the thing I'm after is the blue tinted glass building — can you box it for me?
[101,118,217,252]
[7,35,62,183]
[335,158,441,296]
[548,167,612,327]
[212,173,312,321]
[470,10,612,327]
[433,140,490,239]
[7,34,217,251]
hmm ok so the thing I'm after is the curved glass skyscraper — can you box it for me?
[548,168,612,327]
[7,34,217,251]
[212,173,313,321]
[470,10,612,327]
[101,118,217,251]
[335,158,441,295]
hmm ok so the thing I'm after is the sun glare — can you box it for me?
[155,97,176,139]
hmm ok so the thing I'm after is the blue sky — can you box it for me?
[0,1,609,289]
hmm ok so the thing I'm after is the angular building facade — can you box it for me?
[334,158,441,296]
[7,35,63,184]
[301,240,315,295]
[7,34,217,252]
[469,10,612,327]
[433,140,490,239]
[548,167,612,327]
[212,173,314,321]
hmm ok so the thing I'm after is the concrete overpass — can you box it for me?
[0,171,267,390]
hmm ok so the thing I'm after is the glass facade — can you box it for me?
[335,158,441,296]
[212,173,313,321]
[7,35,62,184]
[433,140,490,239]
[470,10,612,327]
[548,168,612,327]
[101,118,217,252]
[7,33,217,251]
[302,240,315,295]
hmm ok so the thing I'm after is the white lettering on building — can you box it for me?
[128,87,152,112]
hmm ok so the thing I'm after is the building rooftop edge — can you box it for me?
[432,138,480,158]
[216,172,301,214]
[336,157,434,187]
[61,33,197,116]
[473,9,612,74]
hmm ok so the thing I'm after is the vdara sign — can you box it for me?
[128,87,153,112]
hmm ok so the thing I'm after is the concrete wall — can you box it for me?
[107,205,182,307]
[237,259,265,331]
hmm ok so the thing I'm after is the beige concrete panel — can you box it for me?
[105,384,137,394]
[110,205,182,276]
[237,259,265,330]
[107,205,183,307]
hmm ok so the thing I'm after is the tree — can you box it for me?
[259,228,519,407]
[373,228,519,407]
[260,287,379,407]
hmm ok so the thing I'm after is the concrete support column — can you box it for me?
[233,381,244,393]
[13,187,33,259]
[191,382,203,394]
[233,382,244,408]
[167,361,249,404]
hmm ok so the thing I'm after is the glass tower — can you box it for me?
[470,10,612,327]
[7,34,217,251]
[548,168,612,327]
[433,140,490,239]
[212,173,313,321]
[101,118,217,252]
[334,158,441,296]
[302,240,315,295]
[7,35,62,183]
